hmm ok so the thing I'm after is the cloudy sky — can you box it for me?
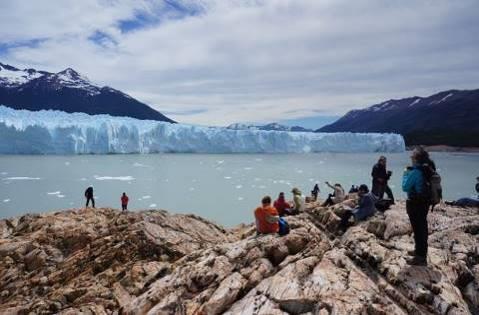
[1,0,478,127]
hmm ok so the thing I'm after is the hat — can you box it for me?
[291,187,301,194]
[358,184,369,193]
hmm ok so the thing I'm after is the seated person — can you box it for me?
[445,177,479,208]
[254,196,279,234]
[339,184,377,231]
[274,192,291,216]
[322,182,345,207]
[290,187,304,215]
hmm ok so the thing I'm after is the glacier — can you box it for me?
[0,106,405,154]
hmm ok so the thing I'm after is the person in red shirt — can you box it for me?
[121,192,129,211]
[273,192,291,217]
[254,196,279,234]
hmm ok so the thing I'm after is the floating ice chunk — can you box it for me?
[57,194,65,198]
[235,185,242,189]
[3,199,10,202]
[224,176,232,180]
[3,177,40,180]
[141,195,151,200]
[149,204,157,208]
[243,167,253,170]
[133,162,149,167]
[47,191,61,195]
[238,197,244,201]
[94,176,135,181]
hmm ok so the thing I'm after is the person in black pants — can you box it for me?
[402,147,435,266]
[371,156,394,203]
[85,186,95,208]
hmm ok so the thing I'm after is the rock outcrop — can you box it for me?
[0,202,478,314]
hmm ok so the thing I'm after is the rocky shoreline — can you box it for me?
[0,201,478,314]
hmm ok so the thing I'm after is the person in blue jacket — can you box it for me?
[402,147,435,266]
[339,184,377,231]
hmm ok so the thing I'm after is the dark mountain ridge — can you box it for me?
[319,89,479,146]
[0,62,175,123]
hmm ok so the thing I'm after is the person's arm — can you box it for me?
[325,182,334,190]
[265,214,279,223]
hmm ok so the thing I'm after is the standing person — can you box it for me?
[290,187,304,215]
[321,182,345,207]
[371,156,394,202]
[254,196,279,234]
[311,184,320,201]
[402,147,435,266]
[121,192,129,211]
[274,192,291,216]
[84,186,95,208]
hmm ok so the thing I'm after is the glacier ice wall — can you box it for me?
[0,106,405,154]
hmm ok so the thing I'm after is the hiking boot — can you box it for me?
[407,256,427,266]
[406,250,416,256]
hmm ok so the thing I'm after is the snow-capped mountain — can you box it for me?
[0,62,174,122]
[319,89,479,147]
[0,106,405,154]
[227,122,313,132]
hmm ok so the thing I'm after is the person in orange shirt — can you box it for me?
[254,196,279,234]
[121,192,129,211]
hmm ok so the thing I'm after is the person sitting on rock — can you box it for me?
[290,187,304,215]
[445,176,479,208]
[254,196,279,234]
[311,184,320,201]
[321,182,345,207]
[84,186,95,208]
[274,192,291,216]
[121,192,129,211]
[338,184,377,232]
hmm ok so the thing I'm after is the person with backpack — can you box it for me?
[445,177,479,208]
[402,147,437,266]
[254,196,280,234]
[121,192,129,211]
[321,182,345,207]
[339,184,377,232]
[84,186,95,208]
[274,192,291,216]
[311,184,320,201]
[371,156,394,203]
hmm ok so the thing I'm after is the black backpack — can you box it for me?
[419,164,442,208]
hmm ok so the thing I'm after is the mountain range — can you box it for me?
[227,123,313,132]
[319,89,479,147]
[0,62,174,123]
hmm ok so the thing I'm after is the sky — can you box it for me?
[0,0,478,127]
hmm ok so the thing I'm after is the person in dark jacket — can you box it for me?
[445,177,479,208]
[311,184,320,201]
[402,147,435,266]
[371,156,394,203]
[85,186,95,208]
[339,184,377,231]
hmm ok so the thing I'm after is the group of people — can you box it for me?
[84,186,130,211]
[253,147,476,267]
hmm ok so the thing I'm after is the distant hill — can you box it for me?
[227,122,313,132]
[318,89,479,147]
[0,62,175,123]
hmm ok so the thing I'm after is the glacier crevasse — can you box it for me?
[0,106,405,154]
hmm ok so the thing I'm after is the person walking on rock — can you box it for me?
[121,192,129,211]
[402,147,436,266]
[371,156,394,203]
[254,196,279,234]
[311,184,320,201]
[321,182,345,207]
[84,186,95,208]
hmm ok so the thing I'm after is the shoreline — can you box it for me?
[408,145,479,152]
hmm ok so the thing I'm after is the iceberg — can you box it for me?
[0,106,405,154]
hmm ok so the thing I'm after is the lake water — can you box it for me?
[0,152,478,226]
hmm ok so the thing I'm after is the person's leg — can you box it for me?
[322,194,334,207]
[92,198,95,208]
[406,200,420,254]
[86,197,90,208]
[340,210,353,230]
[416,203,429,258]
[385,185,394,201]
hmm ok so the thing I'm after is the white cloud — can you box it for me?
[1,0,478,126]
